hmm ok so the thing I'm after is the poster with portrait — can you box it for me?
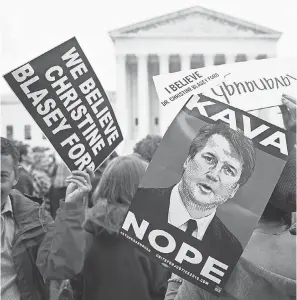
[120,94,296,296]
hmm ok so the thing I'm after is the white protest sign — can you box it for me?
[154,57,297,132]
[208,59,296,110]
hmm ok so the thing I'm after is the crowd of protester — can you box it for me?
[1,95,296,300]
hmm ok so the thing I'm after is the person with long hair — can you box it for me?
[133,134,162,163]
[70,155,169,300]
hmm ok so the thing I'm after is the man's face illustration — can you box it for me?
[180,134,243,211]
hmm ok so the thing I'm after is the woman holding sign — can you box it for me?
[70,155,170,300]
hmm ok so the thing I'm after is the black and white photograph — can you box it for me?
[1,0,296,299]
[121,94,296,295]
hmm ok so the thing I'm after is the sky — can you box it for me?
[1,0,296,94]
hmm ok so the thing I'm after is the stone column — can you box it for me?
[137,54,150,140]
[159,54,169,135]
[204,54,214,67]
[181,54,191,70]
[116,54,128,152]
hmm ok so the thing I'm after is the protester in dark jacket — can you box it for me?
[1,137,92,300]
[71,155,170,300]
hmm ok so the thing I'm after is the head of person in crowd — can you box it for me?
[1,137,21,208]
[32,151,44,169]
[179,123,256,213]
[43,150,57,176]
[88,155,148,233]
[133,134,162,163]
[18,143,33,166]
[32,151,56,176]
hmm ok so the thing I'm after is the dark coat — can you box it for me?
[8,189,86,300]
[130,186,243,267]
[71,200,170,300]
[48,186,67,218]
[14,168,34,196]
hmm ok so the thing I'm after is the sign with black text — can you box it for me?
[4,37,123,171]
[120,94,296,296]
[154,58,297,131]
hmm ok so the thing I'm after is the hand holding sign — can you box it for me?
[280,94,296,131]
[120,94,296,296]
[65,167,93,203]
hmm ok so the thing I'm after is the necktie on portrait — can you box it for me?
[185,219,197,237]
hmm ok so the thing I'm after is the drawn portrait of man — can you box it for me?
[134,122,257,258]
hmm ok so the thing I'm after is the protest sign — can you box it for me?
[120,94,296,296]
[154,58,297,132]
[158,70,221,106]
[4,37,123,171]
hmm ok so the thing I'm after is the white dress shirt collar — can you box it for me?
[168,184,215,240]
[1,196,13,216]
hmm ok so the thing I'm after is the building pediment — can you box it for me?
[109,6,281,40]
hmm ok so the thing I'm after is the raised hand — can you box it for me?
[280,94,296,131]
[65,167,93,204]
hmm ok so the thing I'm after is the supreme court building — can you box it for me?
[109,6,281,152]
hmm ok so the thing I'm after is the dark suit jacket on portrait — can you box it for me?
[130,186,243,269]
